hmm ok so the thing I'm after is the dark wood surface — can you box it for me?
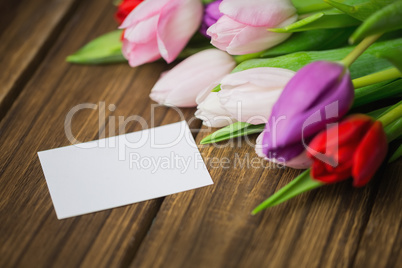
[0,0,400,267]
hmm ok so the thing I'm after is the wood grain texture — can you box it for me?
[0,0,198,267]
[0,0,78,119]
[353,162,402,268]
[129,127,402,268]
[1,0,401,267]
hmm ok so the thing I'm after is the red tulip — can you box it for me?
[307,114,388,187]
[115,0,144,24]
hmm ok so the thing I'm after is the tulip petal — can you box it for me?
[311,161,351,184]
[124,14,159,43]
[207,15,244,51]
[225,17,296,55]
[352,121,388,187]
[150,49,235,107]
[121,38,160,67]
[119,0,170,28]
[195,92,235,128]
[157,0,203,63]
[307,115,373,156]
[219,86,281,124]
[220,0,297,27]
[255,132,312,169]
[220,67,294,90]
[218,67,294,124]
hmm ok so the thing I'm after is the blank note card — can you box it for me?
[38,121,213,219]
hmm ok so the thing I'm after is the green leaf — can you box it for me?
[384,117,402,142]
[200,122,265,145]
[292,0,332,14]
[211,84,221,93]
[350,0,402,43]
[270,10,360,33]
[66,30,126,65]
[252,170,324,214]
[377,47,402,72]
[389,144,402,163]
[353,78,402,107]
[261,27,356,57]
[234,38,402,79]
[324,0,397,21]
[377,100,402,127]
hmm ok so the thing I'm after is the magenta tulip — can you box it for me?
[261,61,355,161]
[120,0,203,67]
[207,0,297,55]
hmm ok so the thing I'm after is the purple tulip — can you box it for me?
[200,0,223,37]
[262,61,354,161]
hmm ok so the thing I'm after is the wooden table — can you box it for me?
[1,0,401,267]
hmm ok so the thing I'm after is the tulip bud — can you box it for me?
[200,0,223,37]
[262,61,355,161]
[307,114,388,187]
[120,0,203,67]
[207,0,297,55]
[195,67,294,127]
[150,49,236,107]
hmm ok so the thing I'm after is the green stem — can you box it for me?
[378,102,402,127]
[295,3,331,15]
[352,67,402,89]
[233,52,263,64]
[341,34,382,67]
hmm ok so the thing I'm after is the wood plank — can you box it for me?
[0,0,78,119]
[353,161,402,267]
[129,126,401,268]
[0,0,200,266]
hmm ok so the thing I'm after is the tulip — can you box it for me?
[255,132,312,169]
[262,61,354,161]
[207,0,297,55]
[150,49,236,107]
[200,0,223,37]
[195,67,295,127]
[307,114,388,187]
[120,0,203,67]
[115,0,144,24]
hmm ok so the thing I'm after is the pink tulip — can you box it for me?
[150,49,236,107]
[255,132,312,169]
[207,0,297,55]
[195,67,295,127]
[120,0,203,67]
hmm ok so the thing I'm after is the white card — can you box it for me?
[38,121,213,219]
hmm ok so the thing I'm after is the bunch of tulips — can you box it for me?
[68,0,402,212]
